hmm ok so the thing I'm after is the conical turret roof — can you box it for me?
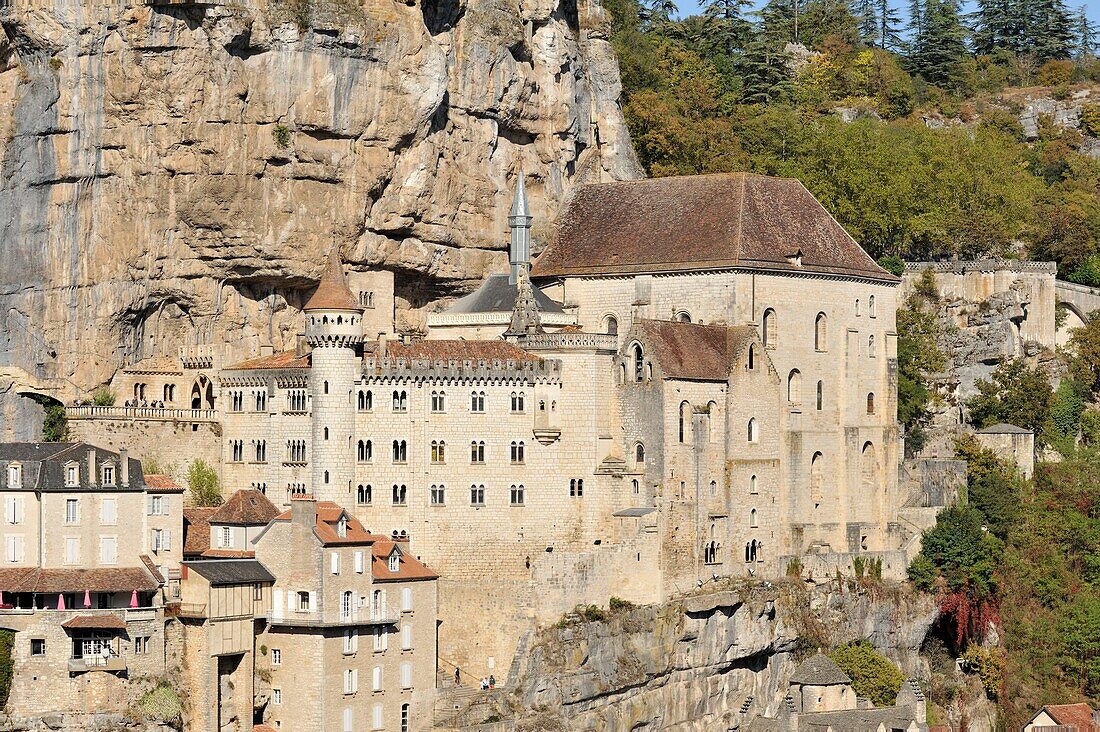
[304,250,360,311]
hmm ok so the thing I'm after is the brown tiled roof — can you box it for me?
[209,489,279,526]
[378,340,541,365]
[225,350,310,371]
[61,614,128,630]
[254,725,277,732]
[0,567,160,593]
[531,173,895,282]
[200,549,256,559]
[272,501,375,546]
[183,507,218,557]
[304,250,360,311]
[139,555,165,584]
[370,540,439,583]
[1040,704,1100,730]
[143,474,183,493]
[637,320,757,381]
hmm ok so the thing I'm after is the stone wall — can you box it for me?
[67,417,222,486]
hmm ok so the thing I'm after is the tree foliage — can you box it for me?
[966,358,1054,440]
[186,460,223,507]
[828,640,906,706]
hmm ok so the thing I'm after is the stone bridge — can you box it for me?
[1055,280,1100,344]
[0,367,80,441]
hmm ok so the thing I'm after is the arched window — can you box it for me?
[762,309,776,349]
[357,485,372,505]
[867,392,875,414]
[710,480,717,496]
[816,380,823,411]
[392,440,407,463]
[747,344,755,370]
[510,441,525,464]
[431,391,446,413]
[747,418,758,443]
[431,485,446,505]
[323,427,329,440]
[471,391,485,412]
[868,335,876,358]
[358,440,372,462]
[470,441,485,463]
[323,380,329,395]
[787,369,801,404]
[862,442,879,492]
[632,479,640,494]
[675,311,691,323]
[815,312,827,351]
[431,440,446,464]
[810,452,824,504]
[323,470,330,484]
[632,344,644,382]
[750,474,758,494]
[635,443,645,464]
[679,401,690,443]
[855,298,861,317]
[604,315,618,336]
[392,484,407,505]
[869,295,876,317]
[750,508,758,528]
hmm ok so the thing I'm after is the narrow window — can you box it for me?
[816,381,823,411]
[632,344,644,382]
[762,308,776,349]
[787,370,801,404]
[511,484,525,505]
[747,344,754,370]
[635,443,645,463]
[869,295,876,317]
[604,315,618,336]
[867,393,875,414]
[868,335,876,358]
[750,475,758,494]
[678,401,690,444]
[750,508,758,528]
[815,312,827,351]
[747,418,758,443]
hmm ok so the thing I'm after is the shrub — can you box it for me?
[961,645,1004,699]
[829,640,905,707]
[273,124,291,150]
[876,254,904,276]
[609,596,636,611]
[187,459,223,507]
[41,404,67,442]
[786,557,803,578]
[1080,104,1100,137]
[853,555,866,579]
[579,604,607,622]
[136,681,182,722]
[1037,60,1074,88]
[1067,253,1100,288]
[0,630,12,708]
[91,387,115,407]
[870,557,883,581]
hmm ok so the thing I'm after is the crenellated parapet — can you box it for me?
[903,259,1057,275]
[363,356,561,386]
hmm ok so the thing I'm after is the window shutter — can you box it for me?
[401,662,412,689]
[402,587,412,612]
[14,537,22,562]
[372,666,382,691]
[164,529,171,551]
[354,551,364,574]
[343,708,353,732]
[287,590,296,611]
[331,552,339,575]
[402,624,412,650]
[382,628,389,651]
[353,669,359,692]
[380,590,387,616]
[308,591,317,611]
[6,498,13,524]
[373,704,382,729]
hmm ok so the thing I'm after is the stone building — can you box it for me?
[252,497,438,732]
[67,172,942,683]
[0,442,183,717]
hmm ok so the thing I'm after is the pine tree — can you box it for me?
[1028,0,1074,62]
[877,0,904,49]
[1074,5,1096,60]
[911,0,967,87]
[853,0,879,45]
[970,0,1010,55]
[647,0,679,24]
[759,0,801,46]
[738,29,793,103]
[907,0,926,52]
[703,0,753,55]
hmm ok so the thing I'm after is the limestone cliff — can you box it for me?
[0,0,641,399]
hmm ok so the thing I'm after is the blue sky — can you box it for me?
[672,0,1100,28]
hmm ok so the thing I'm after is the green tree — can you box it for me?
[187,460,223,507]
[897,304,944,453]
[1074,5,1097,60]
[911,505,1003,599]
[966,358,1054,439]
[91,387,115,407]
[828,640,906,706]
[703,0,752,54]
[1028,0,1075,63]
[954,434,1023,538]
[910,0,968,89]
[1067,316,1100,395]
[41,405,68,442]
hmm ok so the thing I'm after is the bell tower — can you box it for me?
[304,250,363,502]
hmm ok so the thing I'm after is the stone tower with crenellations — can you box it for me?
[304,251,363,503]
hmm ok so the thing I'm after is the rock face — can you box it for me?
[434,583,939,731]
[0,0,641,399]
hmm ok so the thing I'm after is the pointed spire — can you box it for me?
[505,265,543,338]
[509,171,533,286]
[304,249,360,311]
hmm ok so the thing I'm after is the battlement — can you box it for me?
[518,332,619,352]
[904,259,1057,275]
[363,356,561,384]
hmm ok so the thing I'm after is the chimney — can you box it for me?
[119,449,129,487]
[378,333,388,361]
[291,494,317,528]
[87,449,96,484]
[260,344,274,357]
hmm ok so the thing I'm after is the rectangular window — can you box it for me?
[331,552,340,575]
[272,649,281,666]
[344,628,358,654]
[101,498,117,525]
[30,638,45,656]
[151,528,163,553]
[65,499,79,524]
[100,536,117,565]
[372,666,382,691]
[400,662,412,689]
[401,587,413,613]
[134,636,149,654]
[221,526,232,548]
[343,708,354,732]
[354,551,364,574]
[102,465,114,486]
[5,497,20,525]
[64,537,80,565]
[344,668,358,694]
[372,704,383,730]
[148,496,162,516]
[401,624,412,650]
[6,536,23,563]
[273,689,282,705]
[297,591,310,611]
[373,627,387,652]
[65,465,78,487]
[253,583,262,601]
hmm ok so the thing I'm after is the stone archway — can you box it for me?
[1057,301,1089,348]
[191,375,214,410]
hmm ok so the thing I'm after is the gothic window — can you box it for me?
[393,391,408,412]
[470,441,485,464]
[747,344,755,370]
[569,478,584,497]
[816,380,823,411]
[604,315,618,336]
[392,484,407,505]
[163,384,175,403]
[750,474,758,494]
[510,441,525,465]
[510,485,525,505]
[762,309,777,349]
[357,485,372,505]
[750,508,758,528]
[787,369,801,404]
[231,440,243,462]
[430,485,446,505]
[869,295,876,317]
[810,452,824,505]
[255,440,267,462]
[231,391,243,412]
[867,393,876,414]
[510,391,525,412]
[431,391,446,413]
[855,298,861,317]
[392,441,407,463]
[287,390,307,412]
[703,541,719,564]
[635,443,645,464]
[815,312,827,351]
[323,470,330,484]
[255,391,267,411]
[632,479,640,495]
[747,418,758,443]
[679,401,690,444]
[470,485,485,506]
[358,440,372,462]
[470,391,485,413]
[868,335,877,358]
[862,442,879,492]
[430,440,446,464]
[324,427,329,441]
[323,380,330,395]
[358,390,373,411]
[632,344,644,382]
[710,480,717,496]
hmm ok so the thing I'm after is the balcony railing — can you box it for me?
[268,607,399,627]
[69,656,126,674]
[65,405,218,422]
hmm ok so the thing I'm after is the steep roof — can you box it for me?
[183,559,275,586]
[209,489,279,526]
[304,251,360,311]
[790,653,852,686]
[377,339,543,365]
[270,501,376,546]
[636,320,758,381]
[370,540,439,583]
[144,474,183,493]
[0,443,147,492]
[183,507,217,557]
[1037,704,1100,730]
[225,350,310,371]
[975,423,1032,435]
[532,173,895,282]
[445,273,565,315]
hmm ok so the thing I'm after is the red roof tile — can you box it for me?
[0,567,160,593]
[200,549,256,559]
[272,501,376,546]
[370,540,438,583]
[225,350,310,371]
[1040,704,1100,731]
[61,614,128,630]
[209,489,279,526]
[635,320,759,381]
[304,251,360,311]
[532,173,895,282]
[143,474,183,493]
[184,507,218,557]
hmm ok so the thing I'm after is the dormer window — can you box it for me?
[388,552,400,573]
[337,516,348,538]
[101,464,115,487]
[65,463,78,487]
[7,464,20,489]
[786,249,803,267]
